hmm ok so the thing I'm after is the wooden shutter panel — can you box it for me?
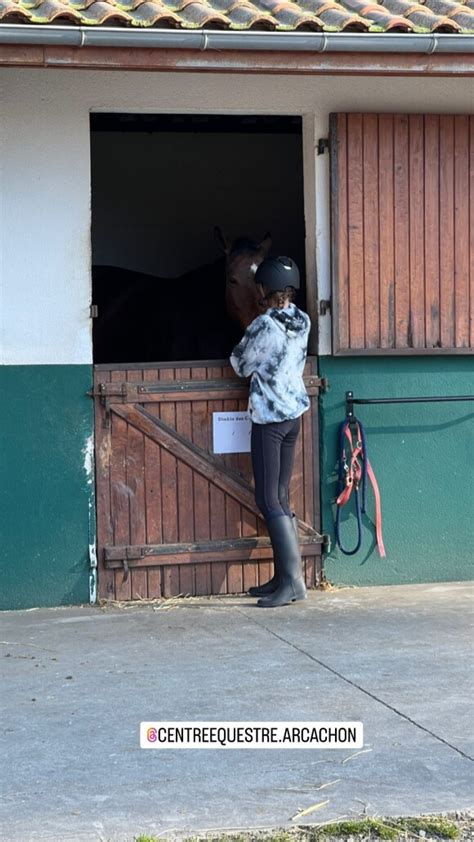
[330,113,473,355]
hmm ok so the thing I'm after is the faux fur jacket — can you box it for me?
[229,303,311,424]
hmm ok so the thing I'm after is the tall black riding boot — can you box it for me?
[248,513,299,597]
[257,515,307,608]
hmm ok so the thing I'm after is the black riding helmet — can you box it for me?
[255,256,300,293]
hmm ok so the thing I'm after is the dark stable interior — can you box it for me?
[90,113,306,364]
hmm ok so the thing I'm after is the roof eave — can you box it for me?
[0,27,473,74]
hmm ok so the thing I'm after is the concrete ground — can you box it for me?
[1,582,473,842]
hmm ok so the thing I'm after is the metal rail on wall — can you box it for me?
[345,391,474,418]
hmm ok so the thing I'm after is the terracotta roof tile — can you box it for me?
[0,0,31,17]
[27,0,81,21]
[1,0,474,31]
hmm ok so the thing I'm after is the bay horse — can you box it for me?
[92,229,272,363]
[214,227,271,331]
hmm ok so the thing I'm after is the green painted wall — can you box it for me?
[319,356,474,586]
[1,359,472,609]
[0,366,94,610]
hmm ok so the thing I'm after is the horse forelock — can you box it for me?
[229,238,260,257]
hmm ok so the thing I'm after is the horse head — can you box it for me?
[215,227,272,331]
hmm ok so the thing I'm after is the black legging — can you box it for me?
[251,416,301,521]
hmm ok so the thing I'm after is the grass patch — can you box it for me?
[395,818,459,838]
[312,818,399,839]
[309,816,459,839]
[183,836,295,842]
[135,815,461,842]
[136,836,163,842]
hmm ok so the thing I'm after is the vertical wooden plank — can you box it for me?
[175,366,195,596]
[192,366,211,595]
[304,556,315,589]
[424,115,441,349]
[347,113,365,349]
[239,377,258,594]
[126,370,147,599]
[362,113,380,349]
[330,113,349,353]
[147,568,162,600]
[302,406,314,531]
[378,115,395,348]
[408,114,425,349]
[309,359,321,535]
[439,116,455,349]
[110,370,131,600]
[207,370,227,594]
[226,561,244,594]
[143,368,162,535]
[159,367,179,597]
[454,115,470,348]
[94,369,115,599]
[394,114,410,348]
[142,368,162,597]
[290,415,304,520]
[226,503,248,593]
[130,568,147,601]
[226,496,243,593]
[143,367,160,421]
[210,481,227,594]
[242,561,258,593]
[208,367,222,462]
[143,435,163,545]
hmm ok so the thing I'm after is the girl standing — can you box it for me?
[229,257,311,608]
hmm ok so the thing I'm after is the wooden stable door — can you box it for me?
[93,360,325,600]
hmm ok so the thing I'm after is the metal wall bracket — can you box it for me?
[322,533,332,553]
[317,138,329,155]
[345,390,474,418]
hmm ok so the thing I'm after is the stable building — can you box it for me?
[1,7,473,609]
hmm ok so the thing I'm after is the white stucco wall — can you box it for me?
[0,68,472,364]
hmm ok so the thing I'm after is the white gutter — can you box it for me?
[0,25,473,53]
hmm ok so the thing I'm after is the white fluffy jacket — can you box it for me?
[229,303,311,424]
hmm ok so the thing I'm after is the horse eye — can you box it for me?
[229,277,238,285]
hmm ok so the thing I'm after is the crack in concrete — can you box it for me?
[235,607,474,763]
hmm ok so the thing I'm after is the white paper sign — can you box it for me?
[213,411,251,454]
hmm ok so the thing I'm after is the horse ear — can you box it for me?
[259,232,272,256]
[214,226,231,255]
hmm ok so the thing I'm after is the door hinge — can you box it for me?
[90,304,98,318]
[317,138,329,155]
[86,382,128,429]
[319,299,331,316]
